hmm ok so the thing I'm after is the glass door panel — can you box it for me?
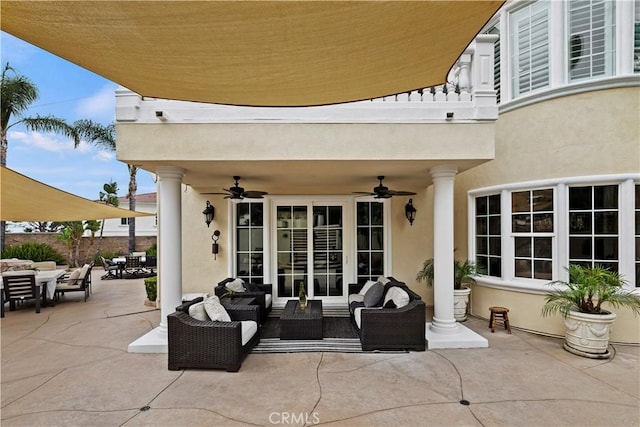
[313,205,343,296]
[276,205,308,297]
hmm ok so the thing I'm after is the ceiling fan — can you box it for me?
[354,176,416,199]
[204,176,268,199]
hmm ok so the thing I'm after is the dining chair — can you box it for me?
[2,270,43,314]
[55,264,92,302]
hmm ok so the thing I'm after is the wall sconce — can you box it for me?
[211,230,221,260]
[405,198,417,226]
[203,201,215,227]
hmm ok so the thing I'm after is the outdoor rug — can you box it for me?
[252,316,362,353]
[251,338,363,354]
[251,316,410,353]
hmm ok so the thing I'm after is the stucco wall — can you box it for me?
[456,86,640,343]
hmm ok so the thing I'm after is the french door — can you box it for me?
[273,202,345,302]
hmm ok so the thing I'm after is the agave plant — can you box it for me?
[416,258,483,290]
[542,264,640,317]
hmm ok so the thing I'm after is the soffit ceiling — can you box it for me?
[1,1,504,107]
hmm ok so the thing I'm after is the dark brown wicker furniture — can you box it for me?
[215,278,272,323]
[280,300,323,340]
[168,297,260,372]
[348,279,426,351]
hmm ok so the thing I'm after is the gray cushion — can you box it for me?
[363,281,384,307]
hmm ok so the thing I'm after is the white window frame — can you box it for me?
[510,188,556,282]
[567,0,617,82]
[509,0,551,98]
[468,174,639,294]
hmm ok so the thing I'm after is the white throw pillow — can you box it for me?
[358,280,377,296]
[188,301,209,321]
[204,296,231,322]
[79,264,90,279]
[66,269,82,286]
[377,276,391,285]
[383,287,410,309]
[225,278,245,293]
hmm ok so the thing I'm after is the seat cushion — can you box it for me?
[383,286,410,308]
[363,281,384,307]
[188,301,210,321]
[204,296,231,322]
[240,320,258,346]
[265,294,272,308]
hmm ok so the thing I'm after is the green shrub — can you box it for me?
[144,276,158,301]
[1,243,66,264]
[146,243,157,256]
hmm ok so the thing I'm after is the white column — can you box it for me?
[425,166,488,349]
[429,165,459,334]
[156,166,185,334]
[128,166,184,353]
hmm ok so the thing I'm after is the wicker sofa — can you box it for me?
[214,278,272,323]
[348,278,426,351]
[167,297,260,372]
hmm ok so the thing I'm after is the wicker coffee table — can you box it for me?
[280,300,323,340]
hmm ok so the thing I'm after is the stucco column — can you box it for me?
[156,166,184,335]
[429,165,459,334]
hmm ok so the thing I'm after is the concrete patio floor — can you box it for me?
[1,269,639,427]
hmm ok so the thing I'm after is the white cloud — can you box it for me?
[74,84,117,122]
[9,130,74,154]
[93,150,114,162]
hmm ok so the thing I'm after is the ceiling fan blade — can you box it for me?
[243,191,268,198]
[202,191,231,195]
[386,190,417,196]
[352,191,376,195]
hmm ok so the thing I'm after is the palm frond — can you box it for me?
[21,116,79,144]
[73,119,115,150]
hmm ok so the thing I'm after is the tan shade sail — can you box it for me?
[0,167,153,222]
[1,1,504,107]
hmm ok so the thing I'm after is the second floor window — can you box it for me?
[568,0,617,81]
[510,1,550,97]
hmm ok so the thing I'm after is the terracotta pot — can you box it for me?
[563,310,616,359]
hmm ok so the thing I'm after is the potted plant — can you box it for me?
[416,258,481,321]
[144,276,157,307]
[542,264,640,359]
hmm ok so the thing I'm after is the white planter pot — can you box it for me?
[453,287,471,322]
[563,310,616,359]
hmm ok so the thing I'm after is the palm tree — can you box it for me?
[74,120,139,253]
[0,62,79,250]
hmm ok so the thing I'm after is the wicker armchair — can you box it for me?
[215,278,272,323]
[349,279,426,352]
[168,297,260,372]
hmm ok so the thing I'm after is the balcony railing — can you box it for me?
[117,34,498,124]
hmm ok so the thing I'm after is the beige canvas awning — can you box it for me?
[0,167,153,222]
[1,1,504,107]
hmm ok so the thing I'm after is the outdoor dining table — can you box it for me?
[112,256,147,279]
[0,268,66,315]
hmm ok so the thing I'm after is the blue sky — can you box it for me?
[1,32,156,201]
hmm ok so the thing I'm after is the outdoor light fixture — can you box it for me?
[446,112,454,120]
[405,198,417,226]
[211,230,221,260]
[203,201,215,227]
